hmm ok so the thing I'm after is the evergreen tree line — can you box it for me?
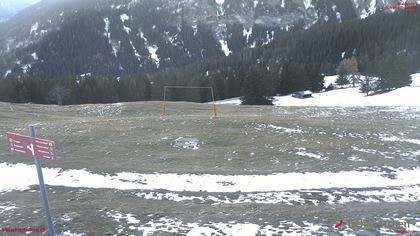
[337,55,412,95]
[0,62,324,105]
[0,52,409,105]
[0,77,151,105]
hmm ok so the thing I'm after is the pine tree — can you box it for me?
[378,54,411,91]
[360,76,374,95]
[47,85,71,105]
[240,67,273,105]
[305,63,324,92]
[279,63,310,94]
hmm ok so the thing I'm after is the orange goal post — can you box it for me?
[161,86,217,117]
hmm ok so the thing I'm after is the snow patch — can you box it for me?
[30,22,38,35]
[120,14,131,34]
[353,0,359,9]
[273,87,420,107]
[296,148,327,160]
[262,30,274,45]
[109,215,419,235]
[192,25,198,36]
[135,185,420,205]
[368,0,377,15]
[61,212,78,222]
[1,163,420,193]
[303,0,313,9]
[213,223,260,236]
[147,45,160,68]
[352,146,377,154]
[215,85,420,106]
[79,103,122,117]
[243,27,252,44]
[323,75,338,87]
[60,231,85,236]
[120,13,130,23]
[111,41,120,58]
[138,30,160,67]
[380,135,420,145]
[173,137,200,150]
[128,0,140,9]
[31,52,38,60]
[4,69,11,78]
[336,12,342,23]
[107,211,140,224]
[80,73,91,78]
[360,9,368,19]
[129,40,141,63]
[213,97,242,105]
[123,26,131,34]
[348,156,365,162]
[411,73,420,87]
[215,0,224,5]
[103,17,110,35]
[256,124,303,133]
[103,17,117,57]
[139,30,148,43]
[134,217,263,236]
[21,64,32,74]
[0,204,17,214]
[219,40,231,56]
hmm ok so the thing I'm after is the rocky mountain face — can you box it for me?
[0,0,414,79]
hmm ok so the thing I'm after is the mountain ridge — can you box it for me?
[0,0,411,80]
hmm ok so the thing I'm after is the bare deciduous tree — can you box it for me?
[336,57,360,87]
[47,85,71,105]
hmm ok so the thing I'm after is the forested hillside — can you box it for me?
[0,0,402,80]
[0,8,418,105]
[149,10,420,102]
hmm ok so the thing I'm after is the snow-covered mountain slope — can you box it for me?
[0,0,39,21]
[0,0,413,79]
[215,73,420,107]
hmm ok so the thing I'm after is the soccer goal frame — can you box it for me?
[161,86,217,117]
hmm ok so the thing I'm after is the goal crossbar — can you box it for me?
[161,86,217,117]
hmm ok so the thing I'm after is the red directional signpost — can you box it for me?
[5,125,56,236]
[6,132,56,160]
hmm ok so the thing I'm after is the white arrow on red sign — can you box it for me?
[6,132,56,160]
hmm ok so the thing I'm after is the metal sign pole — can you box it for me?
[28,125,56,236]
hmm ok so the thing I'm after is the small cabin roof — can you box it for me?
[294,90,312,95]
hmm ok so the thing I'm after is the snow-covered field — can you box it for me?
[2,163,420,195]
[215,73,420,106]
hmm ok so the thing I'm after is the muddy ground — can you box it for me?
[0,102,419,235]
